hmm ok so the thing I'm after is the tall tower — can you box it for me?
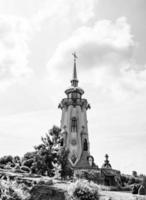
[58,53,91,168]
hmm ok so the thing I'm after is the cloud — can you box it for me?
[33,0,96,27]
[0,15,33,91]
[0,0,97,92]
[47,17,146,100]
[47,17,134,69]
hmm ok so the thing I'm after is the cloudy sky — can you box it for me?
[0,0,146,174]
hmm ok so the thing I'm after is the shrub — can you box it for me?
[138,185,146,195]
[128,177,136,185]
[58,148,73,179]
[22,159,34,168]
[142,176,146,188]
[120,174,129,186]
[0,178,30,200]
[74,170,102,184]
[0,155,13,165]
[68,179,99,200]
[84,170,101,183]
[132,184,139,194]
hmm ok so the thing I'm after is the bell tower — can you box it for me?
[58,53,91,168]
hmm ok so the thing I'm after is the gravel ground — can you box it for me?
[100,191,146,200]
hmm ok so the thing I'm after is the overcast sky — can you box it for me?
[0,0,146,175]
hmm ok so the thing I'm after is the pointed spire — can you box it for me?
[71,52,78,87]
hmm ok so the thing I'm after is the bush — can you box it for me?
[75,170,102,184]
[132,184,139,194]
[0,178,30,200]
[68,180,99,200]
[128,177,136,185]
[22,159,34,168]
[84,170,101,183]
[120,174,129,186]
[142,176,146,188]
[138,185,146,195]
[0,155,13,165]
[58,148,73,179]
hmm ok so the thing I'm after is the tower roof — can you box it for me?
[71,52,78,87]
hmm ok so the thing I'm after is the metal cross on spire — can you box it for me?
[72,52,78,62]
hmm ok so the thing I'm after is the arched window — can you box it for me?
[71,117,77,132]
[83,139,88,151]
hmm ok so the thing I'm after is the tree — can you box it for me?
[32,125,72,177]
[20,125,72,178]
[58,147,73,179]
[132,171,138,177]
[22,151,37,168]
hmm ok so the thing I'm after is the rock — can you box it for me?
[28,184,66,200]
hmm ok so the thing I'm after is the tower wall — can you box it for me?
[59,96,91,167]
[58,55,91,168]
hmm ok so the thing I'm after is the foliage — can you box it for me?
[68,179,99,200]
[0,177,30,200]
[142,176,146,188]
[22,158,34,169]
[0,156,14,165]
[120,174,129,186]
[0,155,21,170]
[132,171,138,177]
[132,184,140,194]
[20,166,30,173]
[138,185,146,195]
[0,125,72,179]
[23,152,36,161]
[36,178,53,185]
[75,170,101,184]
[120,174,142,187]
[58,148,73,179]
[84,170,101,183]
[32,126,62,176]
[128,177,136,185]
[21,125,72,178]
[22,152,37,169]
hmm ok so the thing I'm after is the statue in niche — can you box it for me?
[87,155,98,169]
[83,139,88,151]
